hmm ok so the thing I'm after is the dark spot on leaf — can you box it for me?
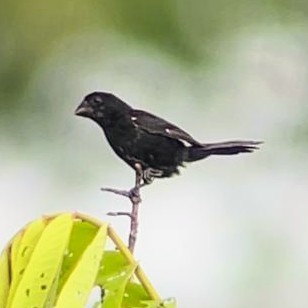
[40,273,45,278]
[41,285,47,290]
[26,289,30,296]
[19,268,25,275]
[21,246,28,257]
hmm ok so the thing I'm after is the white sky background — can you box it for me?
[1,26,308,307]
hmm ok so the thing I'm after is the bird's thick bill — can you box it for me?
[74,101,93,117]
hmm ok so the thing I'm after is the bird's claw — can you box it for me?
[143,168,163,184]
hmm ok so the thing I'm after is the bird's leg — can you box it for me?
[101,163,143,254]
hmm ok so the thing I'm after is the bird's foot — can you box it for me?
[143,168,163,184]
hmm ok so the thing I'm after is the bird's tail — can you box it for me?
[183,140,262,162]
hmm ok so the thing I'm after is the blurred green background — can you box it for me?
[1,1,308,307]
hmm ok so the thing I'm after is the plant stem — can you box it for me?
[101,163,143,254]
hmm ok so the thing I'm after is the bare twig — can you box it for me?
[107,211,132,218]
[101,163,143,254]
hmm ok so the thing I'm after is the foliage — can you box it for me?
[0,213,175,308]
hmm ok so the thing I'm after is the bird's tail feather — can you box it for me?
[184,140,262,162]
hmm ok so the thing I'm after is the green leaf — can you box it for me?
[163,298,177,308]
[55,224,107,307]
[122,282,150,308]
[96,251,128,285]
[96,251,151,308]
[7,218,46,306]
[0,248,10,307]
[1,214,169,307]
[57,219,99,292]
[102,263,137,308]
[9,213,73,308]
[141,298,177,308]
[9,230,23,281]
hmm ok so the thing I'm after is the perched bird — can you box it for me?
[75,92,261,185]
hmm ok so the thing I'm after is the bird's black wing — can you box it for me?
[130,109,202,146]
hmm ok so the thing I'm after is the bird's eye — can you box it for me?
[93,97,103,104]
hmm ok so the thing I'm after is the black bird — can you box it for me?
[75,92,261,185]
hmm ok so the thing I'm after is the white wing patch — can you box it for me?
[165,128,191,146]
[178,139,192,147]
[131,116,138,128]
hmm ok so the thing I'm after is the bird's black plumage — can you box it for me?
[75,92,261,184]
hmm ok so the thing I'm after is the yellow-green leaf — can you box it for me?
[57,219,99,292]
[55,223,108,308]
[9,213,73,308]
[96,250,128,285]
[141,298,177,308]
[7,218,46,306]
[102,263,137,308]
[122,282,150,308]
[0,248,10,307]
[9,230,23,281]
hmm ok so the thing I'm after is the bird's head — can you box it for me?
[74,92,109,120]
[75,92,132,124]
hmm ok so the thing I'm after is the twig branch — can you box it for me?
[101,163,143,254]
[107,211,132,218]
